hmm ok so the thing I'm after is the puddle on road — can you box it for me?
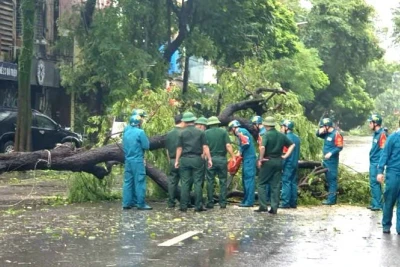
[0,202,399,267]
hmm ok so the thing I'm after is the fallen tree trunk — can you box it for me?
[0,144,119,179]
[0,142,322,180]
[0,95,325,200]
[298,161,322,168]
[0,97,275,177]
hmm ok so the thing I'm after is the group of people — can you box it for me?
[317,113,400,235]
[121,109,400,234]
[121,109,303,214]
[368,114,400,235]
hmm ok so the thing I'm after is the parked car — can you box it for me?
[0,107,83,153]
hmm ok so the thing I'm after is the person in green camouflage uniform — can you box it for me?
[165,114,184,208]
[255,116,295,215]
[175,112,212,212]
[195,116,208,188]
[205,116,236,209]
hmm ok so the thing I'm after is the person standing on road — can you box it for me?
[122,113,151,210]
[205,116,236,209]
[255,116,295,214]
[228,120,257,207]
[316,118,344,205]
[251,115,271,206]
[165,114,184,208]
[368,114,387,211]
[377,121,400,234]
[279,119,300,209]
[175,112,212,212]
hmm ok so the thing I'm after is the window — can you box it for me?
[16,0,22,38]
[34,115,56,130]
[34,0,46,41]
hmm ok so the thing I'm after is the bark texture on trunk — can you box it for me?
[15,0,35,152]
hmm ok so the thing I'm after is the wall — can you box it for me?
[188,57,217,85]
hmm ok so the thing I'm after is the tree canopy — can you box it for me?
[393,4,400,44]
[301,0,383,130]
[55,0,396,134]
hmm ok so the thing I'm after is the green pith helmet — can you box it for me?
[129,114,142,126]
[320,117,333,127]
[207,116,221,126]
[195,116,208,125]
[280,119,295,130]
[228,120,241,130]
[368,113,383,125]
[251,115,263,125]
[182,112,197,122]
[132,109,147,118]
[263,116,276,127]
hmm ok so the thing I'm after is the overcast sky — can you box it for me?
[365,0,400,61]
[365,0,399,62]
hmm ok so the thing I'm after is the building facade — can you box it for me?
[0,0,71,127]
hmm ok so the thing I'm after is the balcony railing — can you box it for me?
[0,0,14,55]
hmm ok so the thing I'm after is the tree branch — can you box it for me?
[166,0,180,17]
[255,87,287,95]
[81,0,97,32]
[163,0,194,62]
[218,99,268,123]
[298,166,328,187]
[245,88,287,99]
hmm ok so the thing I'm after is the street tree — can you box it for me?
[15,0,35,151]
[57,0,302,132]
[301,0,383,130]
[166,0,300,93]
[361,60,400,98]
[392,4,400,44]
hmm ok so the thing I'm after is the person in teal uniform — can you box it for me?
[228,120,257,207]
[122,113,151,210]
[368,113,387,211]
[377,121,400,234]
[279,119,300,208]
[316,118,343,205]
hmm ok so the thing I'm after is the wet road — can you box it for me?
[0,202,399,267]
[339,136,371,173]
[1,136,397,266]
